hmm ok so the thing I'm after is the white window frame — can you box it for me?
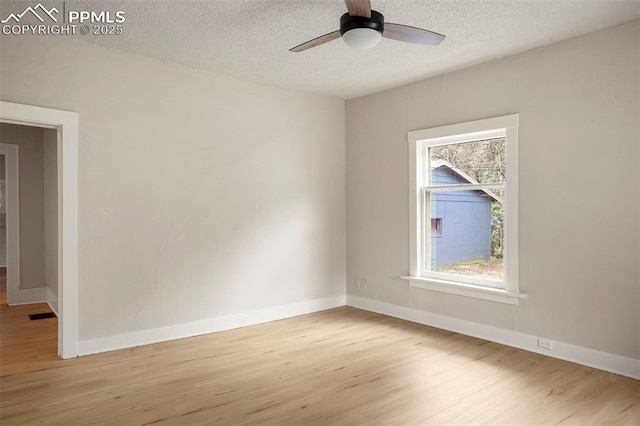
[402,114,526,305]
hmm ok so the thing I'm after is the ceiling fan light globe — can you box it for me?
[342,27,382,49]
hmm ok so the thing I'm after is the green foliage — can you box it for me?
[491,202,504,258]
[431,138,505,184]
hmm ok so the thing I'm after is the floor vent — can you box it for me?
[29,312,56,320]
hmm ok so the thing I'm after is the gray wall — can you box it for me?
[0,123,46,290]
[0,35,346,342]
[346,20,639,359]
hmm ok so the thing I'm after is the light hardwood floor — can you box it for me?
[1,305,638,425]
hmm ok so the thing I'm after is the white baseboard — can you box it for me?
[46,287,59,316]
[347,295,640,380]
[78,295,346,356]
[9,286,47,305]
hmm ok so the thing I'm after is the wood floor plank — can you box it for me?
[1,305,638,425]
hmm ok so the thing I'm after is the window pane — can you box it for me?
[431,218,442,236]
[430,138,505,185]
[426,189,504,281]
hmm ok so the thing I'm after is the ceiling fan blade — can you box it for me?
[344,0,371,18]
[290,30,342,52]
[383,23,445,45]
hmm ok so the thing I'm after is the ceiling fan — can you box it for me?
[290,0,446,52]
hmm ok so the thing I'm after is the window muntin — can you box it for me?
[431,218,442,236]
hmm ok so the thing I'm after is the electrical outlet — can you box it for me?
[537,338,553,351]
[354,278,367,289]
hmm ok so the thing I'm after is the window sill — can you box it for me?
[400,276,527,305]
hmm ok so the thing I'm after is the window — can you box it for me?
[431,218,442,236]
[403,115,524,304]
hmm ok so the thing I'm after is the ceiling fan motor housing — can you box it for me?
[340,10,385,36]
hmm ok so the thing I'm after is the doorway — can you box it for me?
[0,101,78,359]
[0,154,5,304]
[0,127,59,308]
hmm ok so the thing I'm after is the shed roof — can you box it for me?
[431,159,503,204]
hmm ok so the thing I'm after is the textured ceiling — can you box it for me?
[4,0,640,98]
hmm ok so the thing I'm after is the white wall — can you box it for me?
[0,36,346,343]
[0,123,46,290]
[43,128,58,311]
[346,20,639,360]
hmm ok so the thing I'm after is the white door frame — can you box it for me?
[0,144,21,305]
[0,101,78,359]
